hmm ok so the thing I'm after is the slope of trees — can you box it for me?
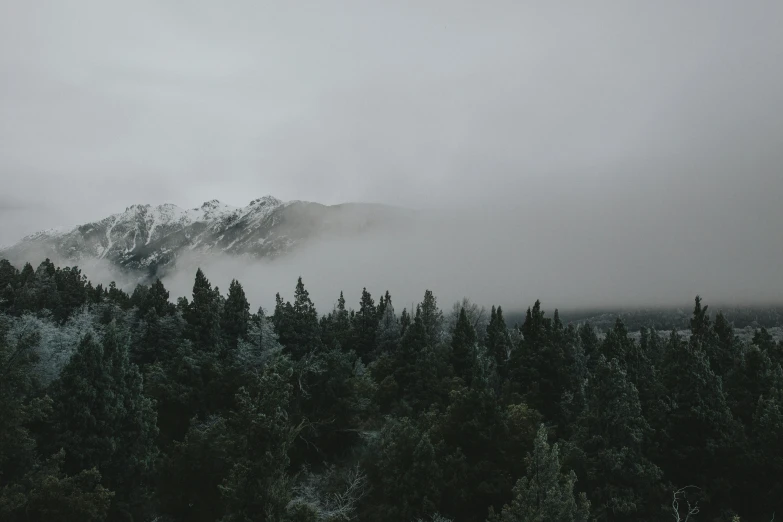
[0,258,781,521]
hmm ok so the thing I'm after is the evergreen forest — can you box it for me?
[1,257,781,522]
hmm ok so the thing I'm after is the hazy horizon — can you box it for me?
[2,1,782,308]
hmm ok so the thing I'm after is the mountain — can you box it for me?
[0,196,408,278]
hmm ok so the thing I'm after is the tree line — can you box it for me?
[0,258,781,521]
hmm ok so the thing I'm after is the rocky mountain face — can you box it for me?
[0,196,406,279]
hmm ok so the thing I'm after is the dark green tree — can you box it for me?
[51,323,158,518]
[275,278,322,359]
[221,279,251,350]
[186,268,223,352]
[486,306,511,377]
[569,356,663,521]
[420,290,444,344]
[376,294,401,354]
[451,307,477,384]
[489,424,590,522]
[366,416,442,522]
[400,307,411,337]
[353,287,378,362]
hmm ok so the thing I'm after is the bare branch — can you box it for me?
[671,486,700,522]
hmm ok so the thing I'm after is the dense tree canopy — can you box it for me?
[0,258,781,521]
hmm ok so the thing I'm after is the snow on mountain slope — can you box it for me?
[0,196,406,278]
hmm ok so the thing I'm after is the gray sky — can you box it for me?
[1,1,782,306]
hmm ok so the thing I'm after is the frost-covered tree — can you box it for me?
[234,308,283,370]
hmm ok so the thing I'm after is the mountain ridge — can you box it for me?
[0,195,408,278]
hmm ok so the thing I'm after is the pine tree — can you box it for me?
[221,279,250,351]
[275,277,322,359]
[367,416,442,522]
[354,287,378,362]
[578,322,600,362]
[147,278,174,316]
[420,290,444,344]
[219,360,301,522]
[748,365,783,518]
[376,294,401,354]
[324,291,353,351]
[486,306,511,377]
[377,290,392,321]
[451,307,477,384]
[0,315,47,488]
[657,327,742,517]
[520,300,550,347]
[0,258,18,292]
[489,424,590,522]
[400,308,411,337]
[51,323,158,518]
[510,301,567,421]
[712,311,739,377]
[570,356,662,520]
[186,268,223,352]
[0,450,113,522]
[690,295,714,345]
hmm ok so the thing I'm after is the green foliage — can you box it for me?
[1,256,781,521]
[568,356,663,520]
[488,424,590,522]
[485,306,510,377]
[49,323,158,516]
[0,450,113,522]
[366,416,443,521]
[186,268,223,352]
[222,279,251,350]
[353,287,378,362]
[274,277,323,359]
[451,307,477,384]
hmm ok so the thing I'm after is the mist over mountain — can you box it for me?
[3,194,782,315]
[0,196,414,300]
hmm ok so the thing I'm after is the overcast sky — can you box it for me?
[1,1,782,305]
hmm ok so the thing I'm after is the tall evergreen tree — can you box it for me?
[569,356,662,521]
[657,327,742,518]
[186,268,223,352]
[420,290,444,344]
[486,306,511,377]
[51,323,158,518]
[376,294,401,354]
[354,287,378,362]
[275,277,322,359]
[451,307,477,383]
[366,416,443,522]
[221,279,251,351]
[489,424,590,522]
[400,307,411,337]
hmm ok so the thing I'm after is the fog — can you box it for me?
[2,1,783,307]
[158,204,783,313]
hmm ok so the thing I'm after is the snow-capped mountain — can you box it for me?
[0,196,406,278]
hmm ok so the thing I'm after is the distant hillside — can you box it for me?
[0,196,408,280]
